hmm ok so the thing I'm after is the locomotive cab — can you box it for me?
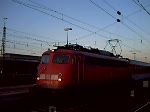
[36,50,74,89]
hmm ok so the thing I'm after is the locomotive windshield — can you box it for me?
[40,55,50,64]
[53,54,70,64]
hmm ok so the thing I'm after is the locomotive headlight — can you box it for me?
[58,78,62,81]
[36,74,40,80]
[58,73,63,82]
[37,77,40,80]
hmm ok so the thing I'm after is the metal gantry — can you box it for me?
[104,39,122,57]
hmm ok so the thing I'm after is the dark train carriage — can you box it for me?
[129,60,150,79]
[0,53,40,87]
[129,60,150,97]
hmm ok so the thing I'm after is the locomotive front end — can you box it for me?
[36,50,73,90]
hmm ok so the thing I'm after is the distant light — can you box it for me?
[64,28,72,31]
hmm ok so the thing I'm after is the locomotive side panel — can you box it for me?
[34,44,150,97]
[84,56,129,82]
[82,55,130,93]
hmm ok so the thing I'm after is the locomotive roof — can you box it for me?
[43,44,150,66]
[54,44,114,56]
[129,60,150,67]
[45,44,128,62]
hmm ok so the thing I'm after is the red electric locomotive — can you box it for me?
[35,44,150,97]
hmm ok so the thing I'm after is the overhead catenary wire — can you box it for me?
[7,29,150,57]
[70,22,116,42]
[89,0,117,19]
[12,0,95,33]
[11,0,150,55]
[4,39,49,52]
[6,27,67,50]
[71,4,150,43]
[12,0,149,45]
[0,40,44,54]
[132,0,150,15]
[28,0,105,30]
[6,27,61,42]
[6,32,53,45]
[4,31,61,54]
[6,46,43,55]
[28,0,118,41]
[28,0,149,44]
[103,0,150,43]
[5,38,48,50]
[6,33,66,46]
[103,0,117,12]
[11,0,111,39]
[90,0,150,44]
[89,0,150,49]
[24,0,150,46]
[0,27,55,52]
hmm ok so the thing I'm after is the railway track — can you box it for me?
[30,94,150,112]
[129,101,150,112]
[1,88,150,112]
[31,104,89,112]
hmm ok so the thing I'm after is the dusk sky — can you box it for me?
[0,0,150,62]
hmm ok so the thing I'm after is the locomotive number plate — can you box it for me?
[40,74,46,79]
[51,75,58,80]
